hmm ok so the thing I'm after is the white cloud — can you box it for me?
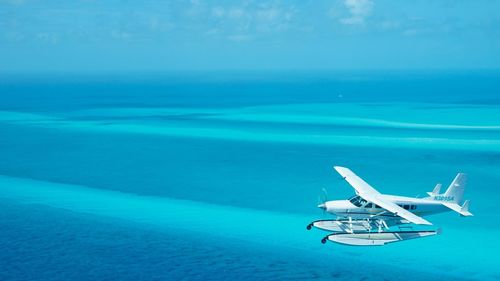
[339,0,374,25]
[227,34,252,42]
[402,27,433,37]
[256,8,279,22]
[204,28,220,36]
[148,17,174,31]
[0,0,25,5]
[379,20,399,30]
[4,31,24,42]
[227,8,245,19]
[36,32,59,44]
[203,3,299,42]
[211,7,225,18]
[110,30,131,40]
[402,28,418,36]
[254,5,296,32]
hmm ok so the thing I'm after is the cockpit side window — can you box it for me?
[360,199,367,206]
[349,195,363,207]
[348,195,371,208]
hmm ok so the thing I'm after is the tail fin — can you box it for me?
[442,173,466,204]
[429,173,472,216]
[427,183,442,197]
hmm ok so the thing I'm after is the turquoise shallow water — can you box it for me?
[0,72,499,280]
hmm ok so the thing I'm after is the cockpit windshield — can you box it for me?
[348,195,367,207]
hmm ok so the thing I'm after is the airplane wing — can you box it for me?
[334,166,432,225]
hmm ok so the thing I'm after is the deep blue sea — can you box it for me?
[0,71,499,280]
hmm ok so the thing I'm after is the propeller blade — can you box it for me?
[318,188,329,216]
[320,188,328,203]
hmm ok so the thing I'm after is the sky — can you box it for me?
[1,0,500,73]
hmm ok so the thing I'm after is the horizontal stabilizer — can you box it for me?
[460,200,473,217]
[442,200,473,217]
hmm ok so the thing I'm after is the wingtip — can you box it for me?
[421,220,433,226]
[333,166,347,171]
[460,212,473,217]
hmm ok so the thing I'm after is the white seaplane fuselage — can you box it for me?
[319,194,450,221]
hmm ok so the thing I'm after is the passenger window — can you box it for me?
[403,205,410,210]
[375,205,381,208]
[411,205,417,210]
[365,203,373,208]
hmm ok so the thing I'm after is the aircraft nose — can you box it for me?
[317,203,326,210]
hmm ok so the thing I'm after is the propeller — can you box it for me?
[317,188,328,215]
[307,188,329,230]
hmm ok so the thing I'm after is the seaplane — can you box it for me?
[306,166,473,246]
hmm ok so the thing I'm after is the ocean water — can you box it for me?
[0,71,499,280]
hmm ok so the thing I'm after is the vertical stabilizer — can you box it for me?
[427,183,442,196]
[443,173,466,204]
